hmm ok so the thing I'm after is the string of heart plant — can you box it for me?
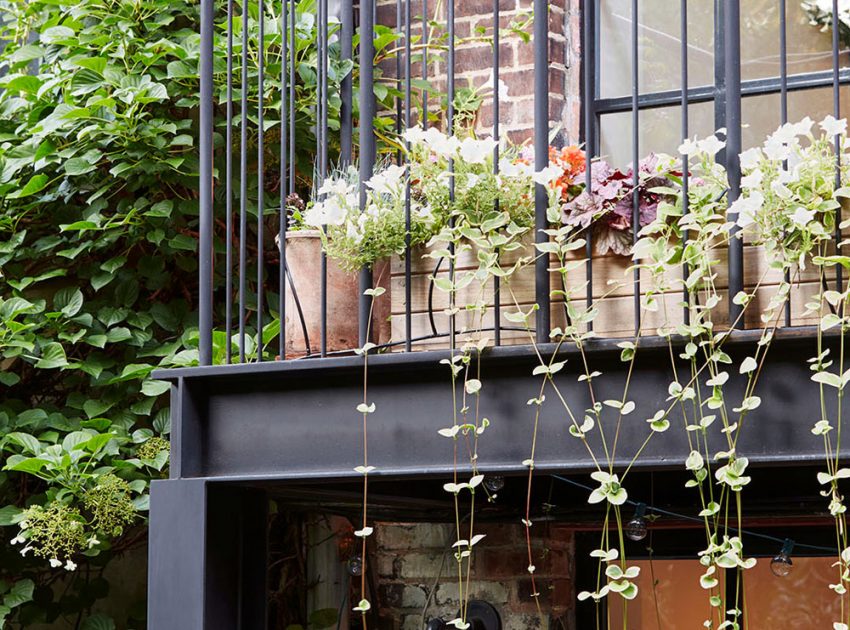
[351,285,385,626]
[731,115,850,628]
[408,122,536,629]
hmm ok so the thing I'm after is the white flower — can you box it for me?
[697,134,725,156]
[64,560,77,572]
[20,545,32,557]
[423,127,460,157]
[499,158,531,178]
[678,137,699,156]
[464,173,481,190]
[10,535,24,545]
[739,147,762,170]
[318,177,350,198]
[791,206,815,227]
[303,196,346,227]
[763,136,792,162]
[729,190,764,228]
[792,116,814,137]
[771,180,792,199]
[459,137,498,165]
[367,164,406,196]
[403,125,427,145]
[821,114,848,137]
[532,165,561,185]
[481,69,509,101]
[740,169,763,189]
[88,536,100,549]
[49,558,62,568]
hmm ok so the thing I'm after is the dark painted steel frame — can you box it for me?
[149,329,850,628]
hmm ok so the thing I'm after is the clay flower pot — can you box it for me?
[282,230,390,358]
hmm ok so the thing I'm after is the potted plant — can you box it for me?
[282,163,437,357]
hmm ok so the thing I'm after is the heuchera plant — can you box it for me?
[562,154,680,255]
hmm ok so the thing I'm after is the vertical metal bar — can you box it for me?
[341,0,354,165]
[725,0,744,327]
[534,0,550,340]
[289,0,296,194]
[834,0,844,293]
[713,0,726,164]
[279,0,288,360]
[681,0,690,326]
[780,0,791,326]
[448,0,456,346]
[226,0,235,364]
[583,0,594,330]
[396,0,403,164]
[359,0,376,347]
[320,0,329,357]
[257,0,266,361]
[631,0,640,334]
[239,0,249,363]
[199,0,214,366]
[405,0,413,352]
[493,0,501,346]
[422,0,429,127]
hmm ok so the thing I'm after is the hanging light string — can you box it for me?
[550,474,838,554]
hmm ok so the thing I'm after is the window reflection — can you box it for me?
[605,556,845,629]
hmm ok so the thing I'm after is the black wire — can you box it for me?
[550,474,837,553]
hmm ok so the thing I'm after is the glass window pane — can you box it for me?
[607,559,723,630]
[599,0,715,99]
[599,102,715,168]
[744,556,843,628]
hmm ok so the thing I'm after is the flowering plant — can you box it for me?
[298,163,437,271]
[803,0,850,49]
[561,154,680,255]
[403,126,538,237]
[731,115,850,269]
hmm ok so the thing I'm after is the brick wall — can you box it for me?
[374,522,576,630]
[375,0,582,146]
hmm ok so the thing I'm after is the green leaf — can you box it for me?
[0,505,23,526]
[10,173,49,199]
[54,287,84,317]
[142,379,171,397]
[65,157,98,176]
[81,614,116,630]
[3,579,34,608]
[5,432,41,454]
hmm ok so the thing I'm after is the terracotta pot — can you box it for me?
[283,230,390,358]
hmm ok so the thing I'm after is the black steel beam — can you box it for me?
[155,330,849,482]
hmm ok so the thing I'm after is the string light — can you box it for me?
[770,539,795,577]
[625,503,648,541]
[551,475,837,554]
[346,554,363,576]
[484,475,505,493]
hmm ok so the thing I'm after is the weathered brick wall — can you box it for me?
[375,0,581,145]
[374,522,576,630]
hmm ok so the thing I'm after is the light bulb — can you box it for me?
[347,554,363,576]
[625,503,648,542]
[770,539,794,577]
[484,475,505,493]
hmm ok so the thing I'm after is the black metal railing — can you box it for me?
[196,0,850,366]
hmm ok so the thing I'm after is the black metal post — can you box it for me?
[725,0,744,327]
[199,0,214,366]
[534,0,550,340]
[225,0,234,363]
[582,0,594,327]
[340,0,354,165]
[257,0,265,361]
[359,0,376,347]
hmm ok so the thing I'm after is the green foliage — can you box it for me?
[0,0,211,625]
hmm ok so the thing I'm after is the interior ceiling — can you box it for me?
[252,464,836,528]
